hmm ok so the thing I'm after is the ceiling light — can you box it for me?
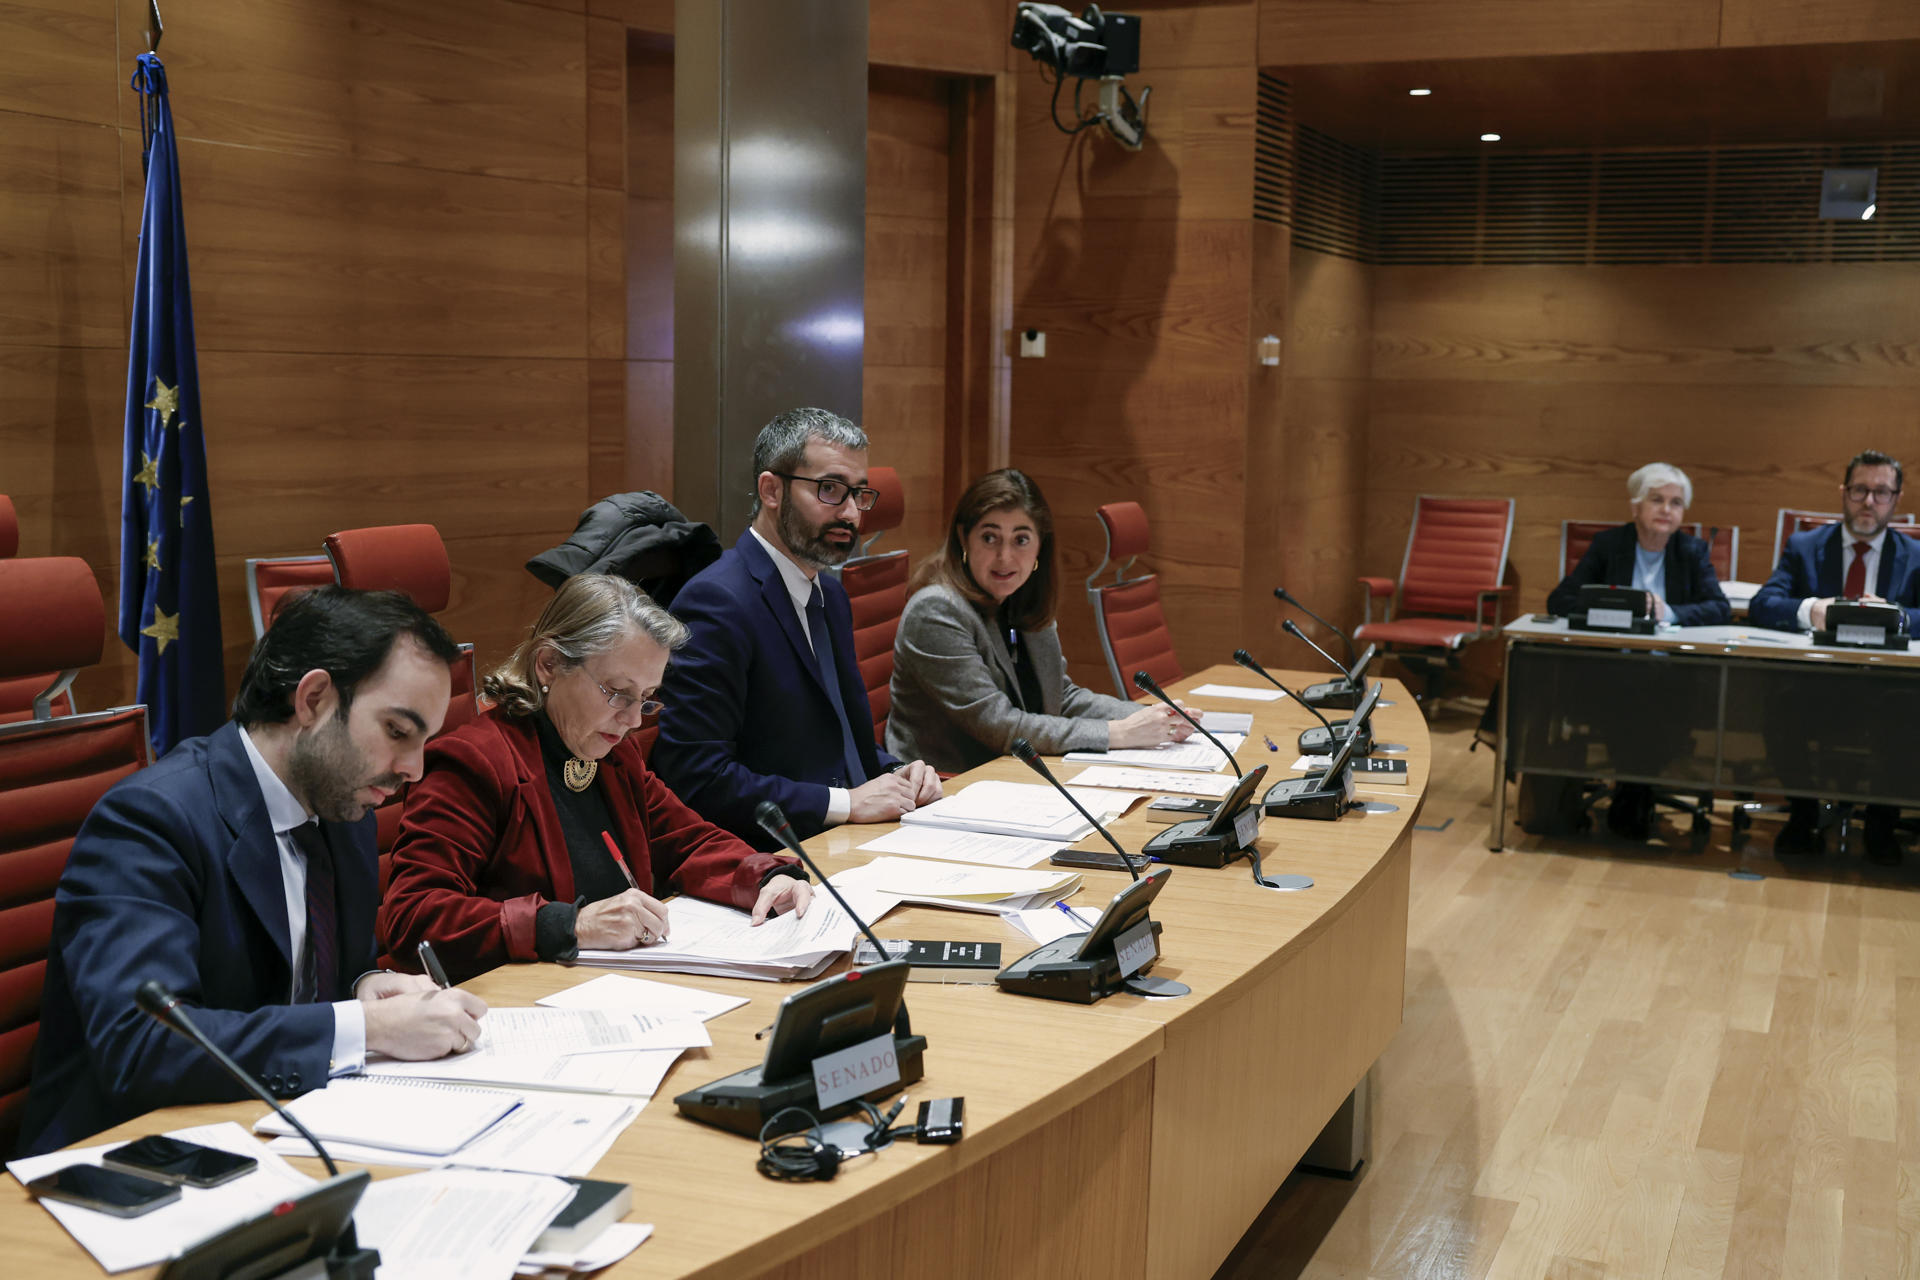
[1480,132,1501,142]
[1863,203,1877,221]
[1408,88,1432,96]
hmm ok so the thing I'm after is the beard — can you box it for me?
[777,496,858,569]
[1848,509,1890,539]
[288,712,402,823]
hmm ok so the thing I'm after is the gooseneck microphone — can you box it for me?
[1010,739,1142,879]
[1273,587,1357,665]
[137,980,380,1277]
[1231,649,1335,733]
[755,801,911,1037]
[1282,618,1351,680]
[1132,670,1242,779]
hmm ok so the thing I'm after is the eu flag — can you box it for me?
[120,53,225,755]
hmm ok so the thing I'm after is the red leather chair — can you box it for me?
[0,557,151,1155]
[1086,501,1180,700]
[1559,520,1739,583]
[1356,496,1515,709]
[324,525,478,883]
[838,467,908,746]
[245,554,337,642]
[0,497,75,725]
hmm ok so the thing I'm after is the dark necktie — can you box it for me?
[1844,540,1872,599]
[290,822,338,1003]
[806,582,867,788]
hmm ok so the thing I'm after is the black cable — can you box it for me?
[754,1099,907,1182]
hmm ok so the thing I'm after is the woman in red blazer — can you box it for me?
[380,574,812,982]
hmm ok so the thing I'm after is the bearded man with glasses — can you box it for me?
[1751,448,1920,864]
[653,408,943,849]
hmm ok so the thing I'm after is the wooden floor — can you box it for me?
[1216,711,1920,1280]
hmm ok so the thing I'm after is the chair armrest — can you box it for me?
[1474,585,1515,630]
[1359,577,1395,599]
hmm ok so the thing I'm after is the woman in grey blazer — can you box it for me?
[886,469,1195,774]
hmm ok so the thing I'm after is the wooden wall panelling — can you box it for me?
[1257,0,1723,67]
[1720,0,1920,49]
[870,0,1012,76]
[4,0,120,124]
[588,8,628,504]
[866,66,956,564]
[1,114,126,349]
[115,0,589,186]
[126,132,589,360]
[586,0,671,34]
[625,34,673,499]
[1242,221,1290,651]
[944,71,1016,517]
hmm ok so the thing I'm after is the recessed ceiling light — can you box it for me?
[1408,88,1432,96]
[1480,132,1502,142]
[1863,203,1878,221]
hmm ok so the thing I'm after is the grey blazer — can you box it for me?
[886,583,1137,774]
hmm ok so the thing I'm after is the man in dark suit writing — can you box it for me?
[653,408,942,848]
[22,587,487,1154]
[1750,448,1918,864]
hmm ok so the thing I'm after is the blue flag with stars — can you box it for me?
[120,52,225,755]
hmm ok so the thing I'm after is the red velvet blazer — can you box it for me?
[378,709,796,981]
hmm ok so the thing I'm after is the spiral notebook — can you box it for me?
[254,1076,523,1156]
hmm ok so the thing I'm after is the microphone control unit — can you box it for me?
[1302,677,1364,711]
[1298,719,1373,757]
[1261,769,1354,821]
[1141,764,1268,867]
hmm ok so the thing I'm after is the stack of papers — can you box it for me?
[574,891,886,981]
[1064,733,1246,772]
[898,780,1146,841]
[360,1007,701,1098]
[354,1168,579,1280]
[858,826,1064,868]
[1189,682,1285,701]
[256,1077,644,1177]
[831,856,1083,915]
[7,1122,313,1274]
[535,973,749,1022]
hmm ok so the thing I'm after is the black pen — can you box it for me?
[416,939,451,990]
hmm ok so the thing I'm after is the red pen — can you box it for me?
[600,829,640,891]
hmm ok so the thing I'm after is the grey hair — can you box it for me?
[482,574,688,718]
[1628,462,1693,509]
[748,407,869,518]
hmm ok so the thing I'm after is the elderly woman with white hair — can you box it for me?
[1547,462,1731,627]
[381,574,811,983]
[1544,462,1729,840]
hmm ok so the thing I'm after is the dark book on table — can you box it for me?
[1353,757,1409,786]
[533,1177,632,1253]
[854,939,1003,981]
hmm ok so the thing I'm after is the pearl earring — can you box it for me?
[540,684,549,694]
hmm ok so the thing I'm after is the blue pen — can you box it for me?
[1262,734,1279,751]
[1055,900,1095,929]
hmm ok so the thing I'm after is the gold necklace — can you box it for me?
[563,757,598,792]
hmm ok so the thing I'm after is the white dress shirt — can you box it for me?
[1795,527,1888,630]
[748,526,853,824]
[237,727,366,1075]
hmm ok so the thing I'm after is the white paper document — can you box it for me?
[1004,905,1088,947]
[831,856,1082,914]
[535,973,749,1023]
[1194,711,1254,735]
[7,1122,312,1274]
[362,1046,684,1097]
[517,1221,654,1275]
[574,891,883,981]
[898,779,1146,841]
[1064,733,1246,773]
[258,1076,521,1155]
[476,1007,661,1056]
[1292,754,1333,772]
[270,1093,639,1177]
[858,825,1064,868]
[353,1168,575,1280]
[1189,682,1285,701]
[1064,765,1239,798]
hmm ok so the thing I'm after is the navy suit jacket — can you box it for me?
[20,721,377,1155]
[1750,523,1920,633]
[652,530,898,848]
[1545,525,1731,627]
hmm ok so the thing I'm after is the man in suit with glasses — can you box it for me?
[653,408,942,848]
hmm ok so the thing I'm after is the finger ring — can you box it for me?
[640,929,652,945]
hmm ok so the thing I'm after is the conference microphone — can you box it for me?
[1282,618,1350,681]
[1231,649,1334,732]
[1231,650,1372,757]
[1273,587,1356,665]
[755,801,913,1038]
[136,981,380,1278]
[1132,670,1242,779]
[1010,739,1143,879]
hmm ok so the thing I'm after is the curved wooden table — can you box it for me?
[7,665,1424,1280]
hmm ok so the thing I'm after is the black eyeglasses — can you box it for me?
[772,472,880,511]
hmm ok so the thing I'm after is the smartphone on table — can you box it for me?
[102,1135,259,1188]
[26,1163,181,1217]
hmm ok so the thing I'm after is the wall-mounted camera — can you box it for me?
[1010,4,1150,151]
